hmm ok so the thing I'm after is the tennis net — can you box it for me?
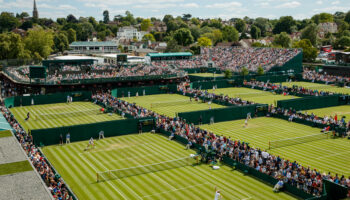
[235,92,272,98]
[151,100,198,108]
[35,108,101,120]
[96,156,195,182]
[269,132,329,149]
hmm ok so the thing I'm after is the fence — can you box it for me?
[111,84,177,98]
[277,95,341,111]
[177,105,265,125]
[191,79,235,90]
[4,91,92,108]
[31,117,154,146]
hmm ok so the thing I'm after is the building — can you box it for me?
[69,41,119,54]
[318,22,338,38]
[33,0,38,19]
[117,26,148,41]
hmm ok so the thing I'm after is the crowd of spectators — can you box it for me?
[6,63,183,84]
[0,103,73,200]
[177,82,256,106]
[200,47,301,72]
[303,69,350,84]
[244,80,337,96]
[91,91,349,197]
[268,105,349,136]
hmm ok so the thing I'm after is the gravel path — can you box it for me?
[0,136,27,164]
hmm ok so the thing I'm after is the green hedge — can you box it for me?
[5,91,92,107]
[277,95,341,111]
[31,117,154,146]
[177,105,261,125]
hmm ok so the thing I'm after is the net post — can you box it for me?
[268,141,270,150]
[96,172,99,182]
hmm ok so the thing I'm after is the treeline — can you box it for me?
[0,10,350,61]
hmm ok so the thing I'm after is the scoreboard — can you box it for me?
[29,66,46,79]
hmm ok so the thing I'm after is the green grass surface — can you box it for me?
[10,102,123,131]
[189,73,224,77]
[121,94,225,117]
[0,130,12,138]
[42,133,295,200]
[282,81,350,95]
[0,160,33,176]
[200,117,350,177]
[306,105,350,119]
[207,87,298,105]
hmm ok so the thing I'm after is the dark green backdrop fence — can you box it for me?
[191,80,235,90]
[277,95,341,111]
[111,84,177,98]
[31,117,154,146]
[4,91,92,107]
[177,105,263,125]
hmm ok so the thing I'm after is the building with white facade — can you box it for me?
[117,26,148,41]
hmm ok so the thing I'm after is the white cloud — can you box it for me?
[275,1,301,8]
[316,1,323,5]
[313,5,350,13]
[206,2,242,9]
[180,3,199,8]
[58,4,77,10]
[331,1,340,5]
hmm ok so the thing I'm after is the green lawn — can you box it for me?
[200,117,350,177]
[306,105,350,119]
[0,130,12,138]
[121,94,225,117]
[207,87,298,105]
[282,81,350,95]
[42,133,295,200]
[0,160,33,176]
[10,102,123,131]
[189,73,224,77]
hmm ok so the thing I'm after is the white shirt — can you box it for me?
[214,191,221,200]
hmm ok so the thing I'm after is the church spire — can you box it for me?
[33,0,38,19]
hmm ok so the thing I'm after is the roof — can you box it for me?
[147,52,192,57]
[70,41,118,47]
[54,55,98,60]
[135,49,157,53]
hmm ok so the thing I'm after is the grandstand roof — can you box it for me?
[54,55,98,60]
[146,52,192,57]
[70,41,118,47]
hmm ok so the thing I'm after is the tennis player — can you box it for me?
[85,137,95,150]
[214,187,222,200]
[25,112,30,121]
[67,95,70,103]
[244,118,248,128]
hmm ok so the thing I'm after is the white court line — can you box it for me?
[85,151,143,200]
[78,153,128,200]
[141,182,210,199]
[80,142,156,154]
[99,152,161,164]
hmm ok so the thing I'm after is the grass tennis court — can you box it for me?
[121,94,225,117]
[189,73,224,77]
[42,133,295,200]
[10,102,123,131]
[207,87,298,105]
[306,105,350,119]
[282,81,350,95]
[200,117,350,177]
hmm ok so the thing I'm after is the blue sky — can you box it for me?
[1,0,350,20]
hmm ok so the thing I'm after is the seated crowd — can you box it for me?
[303,69,350,84]
[0,103,73,200]
[92,91,349,197]
[244,80,338,96]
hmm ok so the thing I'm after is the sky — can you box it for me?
[1,0,350,20]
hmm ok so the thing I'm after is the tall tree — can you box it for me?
[254,17,272,37]
[173,28,194,46]
[250,25,261,39]
[273,32,291,48]
[189,26,201,41]
[301,23,318,46]
[141,19,152,31]
[53,32,69,53]
[197,37,212,47]
[311,13,333,24]
[0,32,30,60]
[142,33,155,42]
[24,28,54,60]
[0,12,19,32]
[67,28,76,44]
[234,19,246,33]
[273,16,296,34]
[66,14,78,23]
[345,11,350,24]
[292,39,317,62]
[335,36,350,49]
[103,10,110,24]
[222,26,239,42]
[165,39,181,52]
